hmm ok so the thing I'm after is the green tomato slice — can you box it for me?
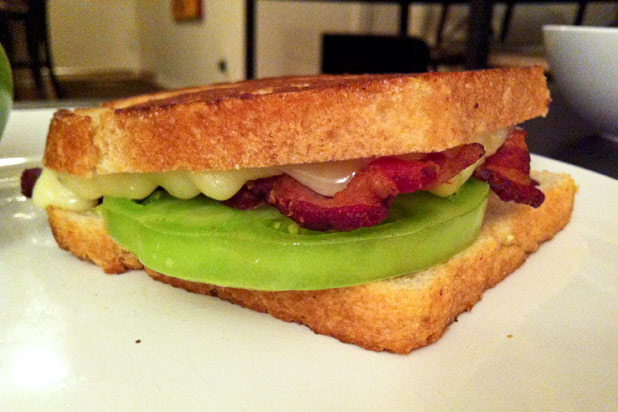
[101,178,489,291]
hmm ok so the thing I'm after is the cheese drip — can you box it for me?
[54,159,367,203]
[32,169,98,211]
[32,128,511,211]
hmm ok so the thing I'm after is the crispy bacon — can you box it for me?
[222,177,276,210]
[266,174,393,231]
[474,128,544,208]
[225,144,485,231]
[20,167,42,198]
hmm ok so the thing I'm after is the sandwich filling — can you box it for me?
[25,127,544,290]
[31,127,511,211]
[101,178,489,290]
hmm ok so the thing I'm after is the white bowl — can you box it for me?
[543,25,618,139]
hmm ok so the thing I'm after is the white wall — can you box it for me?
[48,0,142,72]
[48,0,618,86]
[48,0,245,86]
[48,0,366,83]
[255,2,363,77]
[135,0,245,88]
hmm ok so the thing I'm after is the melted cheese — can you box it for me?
[32,128,511,211]
[283,158,369,197]
[32,168,98,211]
[188,167,279,200]
[50,158,370,206]
[429,127,510,197]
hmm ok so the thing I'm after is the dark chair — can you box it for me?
[0,0,61,99]
[499,1,589,42]
[431,1,591,70]
[321,34,429,75]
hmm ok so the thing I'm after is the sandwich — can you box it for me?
[25,68,576,353]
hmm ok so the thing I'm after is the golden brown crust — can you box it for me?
[43,68,550,177]
[44,111,99,177]
[45,171,575,353]
[46,207,143,274]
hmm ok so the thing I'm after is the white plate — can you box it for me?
[0,110,617,411]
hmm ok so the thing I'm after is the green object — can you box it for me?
[0,44,13,139]
[101,179,489,291]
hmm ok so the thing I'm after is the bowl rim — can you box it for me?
[543,24,618,34]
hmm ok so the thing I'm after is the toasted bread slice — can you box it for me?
[47,206,143,274]
[43,68,550,177]
[45,171,576,353]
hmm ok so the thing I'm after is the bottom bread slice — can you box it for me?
[46,170,576,353]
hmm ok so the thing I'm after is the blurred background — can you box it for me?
[1,0,616,99]
[1,0,617,177]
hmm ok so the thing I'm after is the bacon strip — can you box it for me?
[222,177,276,210]
[21,167,42,198]
[225,144,484,231]
[474,128,544,208]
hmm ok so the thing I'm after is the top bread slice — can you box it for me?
[43,68,550,177]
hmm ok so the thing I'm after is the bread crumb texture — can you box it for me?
[43,68,550,177]
[47,207,143,273]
